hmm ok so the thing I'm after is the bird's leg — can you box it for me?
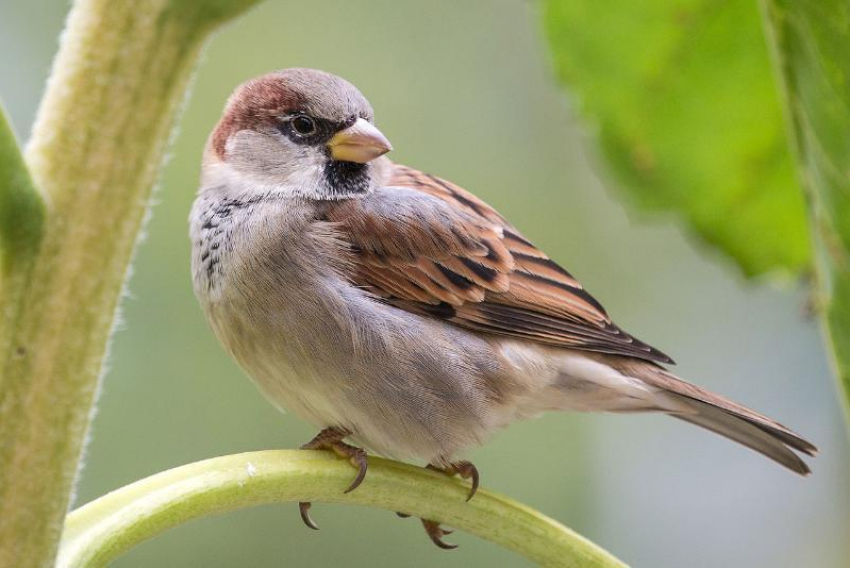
[298,426,368,530]
[397,459,481,550]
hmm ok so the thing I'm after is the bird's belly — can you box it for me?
[201,274,508,463]
[203,290,355,428]
[189,198,566,462]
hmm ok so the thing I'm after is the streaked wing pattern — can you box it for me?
[324,163,674,365]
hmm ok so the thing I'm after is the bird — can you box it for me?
[190,68,817,548]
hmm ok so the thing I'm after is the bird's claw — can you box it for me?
[422,519,458,550]
[343,448,368,493]
[299,501,320,530]
[428,460,480,502]
[452,461,480,502]
[400,459,481,549]
[297,427,369,530]
[298,436,476,551]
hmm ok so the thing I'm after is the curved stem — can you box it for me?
[59,451,625,568]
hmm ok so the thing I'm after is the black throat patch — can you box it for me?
[323,160,372,196]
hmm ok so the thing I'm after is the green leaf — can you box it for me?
[542,0,810,277]
[761,0,850,416]
[0,102,44,272]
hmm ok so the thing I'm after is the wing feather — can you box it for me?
[323,163,674,365]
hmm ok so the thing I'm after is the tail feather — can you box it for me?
[608,358,817,475]
[674,398,812,475]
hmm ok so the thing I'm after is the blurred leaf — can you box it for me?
[542,0,809,277]
[761,0,850,416]
[0,101,43,272]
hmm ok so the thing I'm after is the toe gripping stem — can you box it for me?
[298,427,368,530]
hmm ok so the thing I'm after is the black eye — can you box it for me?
[291,115,317,136]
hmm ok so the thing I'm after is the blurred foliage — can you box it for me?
[543,0,850,431]
[542,0,810,277]
[761,0,850,414]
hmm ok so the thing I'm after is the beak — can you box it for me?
[327,118,392,163]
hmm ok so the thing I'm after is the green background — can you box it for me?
[2,1,848,566]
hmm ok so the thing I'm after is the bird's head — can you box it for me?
[205,68,392,199]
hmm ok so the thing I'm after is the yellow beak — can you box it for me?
[327,118,393,163]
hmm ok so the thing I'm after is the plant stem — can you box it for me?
[0,1,260,566]
[58,450,625,568]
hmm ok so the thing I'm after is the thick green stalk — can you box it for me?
[760,0,850,421]
[0,1,260,566]
[58,451,625,568]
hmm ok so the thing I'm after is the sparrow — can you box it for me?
[190,68,817,548]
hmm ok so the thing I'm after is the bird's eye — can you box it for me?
[291,115,317,136]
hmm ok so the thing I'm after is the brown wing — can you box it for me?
[324,163,674,365]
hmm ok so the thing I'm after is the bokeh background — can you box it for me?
[2,1,849,566]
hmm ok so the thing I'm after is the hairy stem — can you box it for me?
[59,451,625,568]
[0,1,260,566]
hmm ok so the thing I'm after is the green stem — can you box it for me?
[59,450,625,568]
[0,1,260,566]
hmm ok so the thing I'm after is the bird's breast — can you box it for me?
[188,190,518,462]
[189,191,356,394]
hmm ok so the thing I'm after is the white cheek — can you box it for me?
[285,155,325,190]
[225,130,328,195]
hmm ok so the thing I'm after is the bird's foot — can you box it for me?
[427,460,480,502]
[397,514,458,549]
[396,459,481,550]
[421,519,458,550]
[298,426,368,530]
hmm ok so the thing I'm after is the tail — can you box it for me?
[615,360,818,475]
